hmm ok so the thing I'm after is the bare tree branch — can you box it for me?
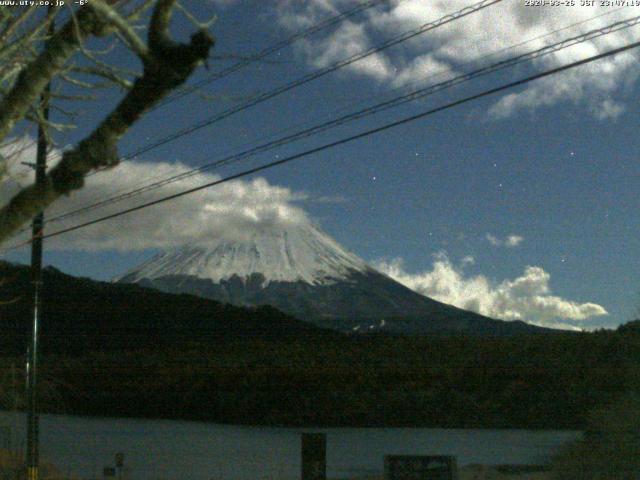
[126,0,157,22]
[0,7,38,46]
[0,0,214,243]
[70,66,135,90]
[0,6,108,144]
[175,1,217,31]
[89,0,151,62]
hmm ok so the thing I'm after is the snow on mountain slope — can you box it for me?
[116,221,554,335]
[116,223,370,287]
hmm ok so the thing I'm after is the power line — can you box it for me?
[36,0,502,214]
[152,0,391,112]
[29,0,504,224]
[13,0,624,191]
[49,5,625,218]
[113,0,504,163]
[21,37,640,247]
[42,14,640,225]
[34,0,392,170]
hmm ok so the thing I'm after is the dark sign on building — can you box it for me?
[384,455,457,480]
[301,433,326,480]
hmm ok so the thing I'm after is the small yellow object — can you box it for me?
[27,466,38,480]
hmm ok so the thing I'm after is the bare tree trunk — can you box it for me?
[0,0,214,244]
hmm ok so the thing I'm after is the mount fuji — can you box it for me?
[116,223,552,335]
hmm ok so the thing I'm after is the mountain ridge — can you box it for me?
[0,260,333,355]
[117,222,558,336]
[116,223,371,287]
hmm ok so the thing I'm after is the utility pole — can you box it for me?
[26,8,54,480]
[25,85,48,480]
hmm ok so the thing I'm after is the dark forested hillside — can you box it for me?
[0,261,332,355]
[2,326,639,429]
[1,261,638,429]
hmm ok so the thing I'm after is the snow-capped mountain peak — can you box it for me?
[116,223,369,286]
[116,222,553,335]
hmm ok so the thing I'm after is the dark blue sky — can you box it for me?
[4,0,640,329]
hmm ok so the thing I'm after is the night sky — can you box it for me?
[2,0,640,330]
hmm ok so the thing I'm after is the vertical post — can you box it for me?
[115,452,124,480]
[25,8,54,480]
[301,433,326,480]
[25,85,48,480]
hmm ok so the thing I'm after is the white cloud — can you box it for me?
[594,98,625,120]
[277,0,640,118]
[391,53,453,88]
[374,252,607,329]
[461,255,475,266]
[0,139,310,251]
[296,20,394,80]
[0,140,610,331]
[486,233,524,247]
[505,235,524,247]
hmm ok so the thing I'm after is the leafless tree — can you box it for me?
[0,0,215,244]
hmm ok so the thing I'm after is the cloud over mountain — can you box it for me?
[375,253,607,329]
[0,139,309,251]
[0,139,608,330]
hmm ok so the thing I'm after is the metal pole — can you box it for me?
[26,8,54,480]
